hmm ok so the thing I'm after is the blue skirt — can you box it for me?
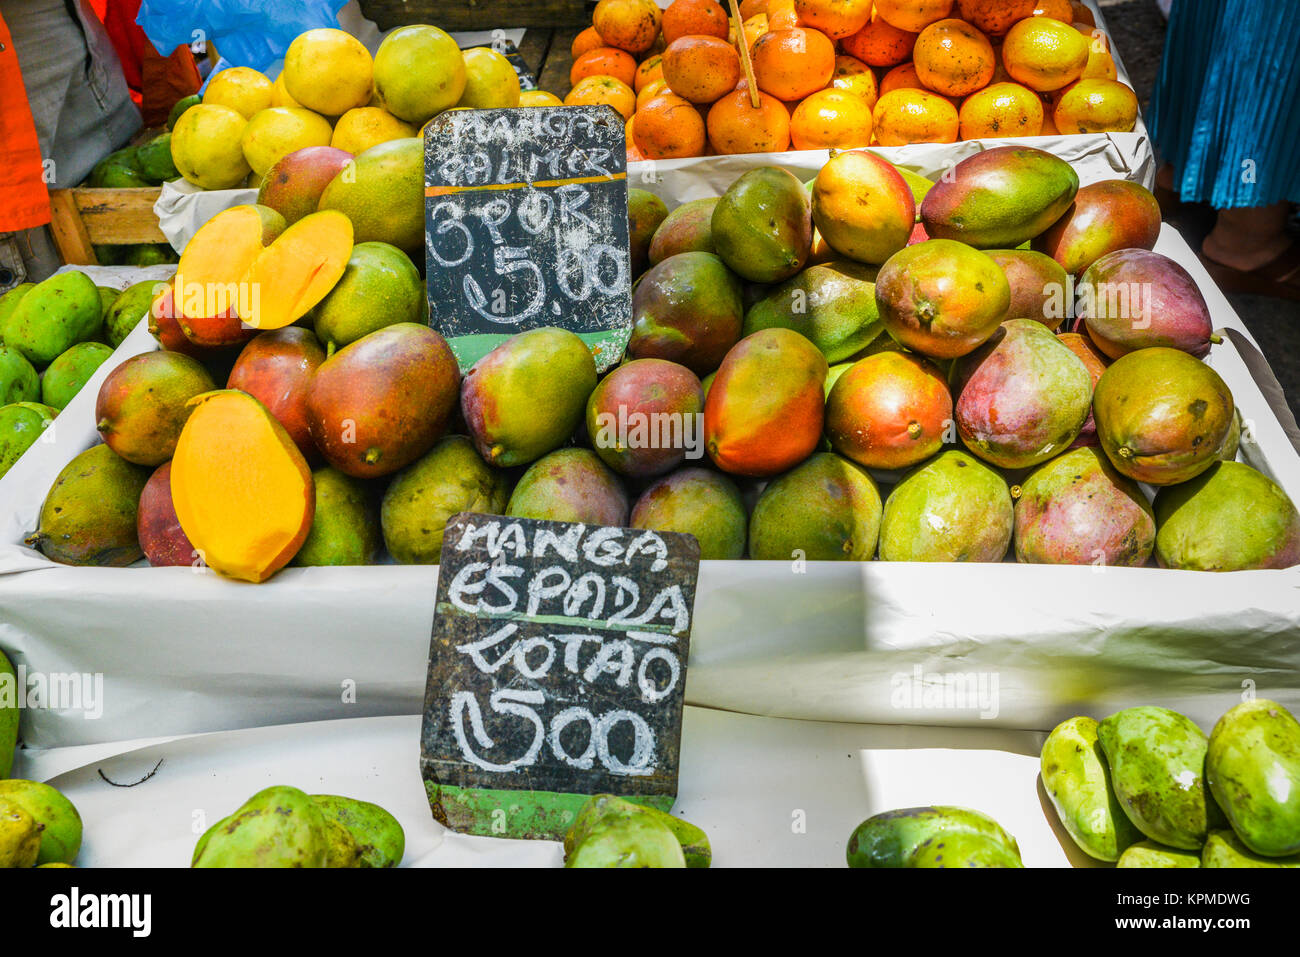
[1148,0,1300,208]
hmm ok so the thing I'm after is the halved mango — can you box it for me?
[239,210,354,329]
[174,204,286,321]
[171,390,315,583]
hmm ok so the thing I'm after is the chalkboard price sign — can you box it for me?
[420,512,701,841]
[423,106,632,373]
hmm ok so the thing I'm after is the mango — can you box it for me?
[879,450,1013,562]
[372,25,467,124]
[331,107,416,156]
[321,817,363,867]
[382,435,510,564]
[1041,715,1142,861]
[1202,828,1300,868]
[307,323,460,478]
[743,261,884,362]
[920,145,1079,248]
[648,197,718,265]
[170,103,251,189]
[564,795,710,868]
[0,780,82,865]
[705,328,826,477]
[282,28,373,117]
[173,204,286,331]
[811,150,915,265]
[312,242,424,353]
[204,66,273,119]
[1057,330,1109,448]
[138,461,196,567]
[875,240,1011,359]
[826,351,952,470]
[95,351,216,466]
[97,285,118,321]
[1014,446,1155,566]
[26,443,148,566]
[1093,347,1233,485]
[0,800,40,868]
[1079,249,1217,359]
[586,358,704,477]
[1097,706,1225,850]
[2,271,102,366]
[293,468,380,566]
[238,210,354,331]
[0,649,16,777]
[41,342,113,410]
[567,812,686,868]
[1206,698,1300,857]
[0,284,34,332]
[167,93,201,130]
[135,131,181,182]
[240,107,334,177]
[985,249,1069,329]
[711,166,812,283]
[1220,408,1243,461]
[749,452,880,561]
[506,448,629,527]
[0,401,56,479]
[629,189,669,278]
[192,785,328,867]
[0,346,40,406]
[258,146,355,227]
[103,281,161,348]
[1033,179,1161,276]
[319,137,424,253]
[953,318,1092,469]
[1117,840,1202,868]
[227,327,326,459]
[631,467,747,559]
[311,794,405,868]
[629,251,744,375]
[846,806,1022,868]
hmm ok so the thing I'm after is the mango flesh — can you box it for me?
[312,241,423,352]
[826,351,952,470]
[307,323,460,478]
[629,251,744,376]
[105,281,162,347]
[319,137,425,253]
[170,103,251,189]
[564,795,710,868]
[258,146,355,226]
[1117,840,1201,868]
[311,794,405,868]
[1202,828,1300,868]
[630,467,748,560]
[953,318,1092,469]
[1014,446,1155,566]
[0,650,16,778]
[238,209,354,330]
[372,25,467,124]
[506,448,629,527]
[381,435,510,564]
[846,805,1022,868]
[1034,179,1162,276]
[705,328,827,477]
[1093,347,1233,485]
[171,390,315,583]
[174,204,286,323]
[0,800,41,868]
[293,467,380,566]
[137,461,196,567]
[1041,716,1142,862]
[711,166,812,283]
[743,260,884,362]
[0,780,82,865]
[985,249,1069,329]
[96,351,217,466]
[586,358,704,477]
[566,813,686,868]
[879,450,1013,562]
[26,443,148,566]
[875,240,1011,359]
[648,197,718,265]
[1097,706,1225,850]
[2,271,102,366]
[629,188,669,278]
[192,785,327,867]
[41,342,113,410]
[811,150,915,266]
[1206,698,1300,857]
[920,145,1079,249]
[749,451,880,561]
[226,327,326,460]
[1079,249,1215,359]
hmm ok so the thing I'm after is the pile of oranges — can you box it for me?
[560,0,1140,160]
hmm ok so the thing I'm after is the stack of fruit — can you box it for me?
[566,0,1137,159]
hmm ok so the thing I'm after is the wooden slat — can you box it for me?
[47,190,98,266]
[539,28,584,98]
[73,188,167,245]
[359,0,592,30]
[516,27,553,79]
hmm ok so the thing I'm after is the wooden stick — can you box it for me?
[727,0,761,108]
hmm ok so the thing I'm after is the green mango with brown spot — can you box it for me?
[1117,840,1201,868]
[630,467,747,559]
[311,794,405,868]
[1041,716,1142,861]
[648,197,718,265]
[628,188,668,278]
[292,467,381,566]
[192,786,327,868]
[1,271,103,366]
[1202,829,1300,868]
[0,401,56,479]
[565,794,710,868]
[1206,698,1300,857]
[711,166,812,284]
[846,805,1022,868]
[743,260,883,362]
[26,443,149,566]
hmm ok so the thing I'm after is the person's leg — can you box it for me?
[1201,203,1292,272]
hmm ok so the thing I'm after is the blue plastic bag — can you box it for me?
[136,0,349,73]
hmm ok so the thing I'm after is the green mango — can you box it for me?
[908,829,1025,868]
[96,163,151,188]
[711,166,813,284]
[93,244,125,266]
[1041,716,1142,861]
[846,805,1022,868]
[1202,828,1300,868]
[0,346,40,404]
[0,283,35,331]
[192,786,328,868]
[895,166,935,209]
[630,467,748,561]
[312,242,424,353]
[168,94,202,131]
[1206,698,1300,857]
[104,281,162,348]
[381,435,510,564]
[2,271,103,366]
[1116,840,1202,868]
[748,452,881,561]
[0,799,41,867]
[1097,706,1225,850]
[191,815,230,865]
[879,450,1013,563]
[506,448,628,527]
[292,468,381,566]
[742,260,883,362]
[321,817,363,867]
[87,147,143,186]
[25,443,149,566]
[135,132,180,182]
[0,780,81,865]
[0,649,16,777]
[124,244,178,267]
[628,188,668,278]
[566,812,686,868]
[0,402,57,479]
[311,794,405,868]
[564,795,710,868]
[40,342,114,410]
[95,286,118,322]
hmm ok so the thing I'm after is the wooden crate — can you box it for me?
[359,0,592,31]
[48,187,168,266]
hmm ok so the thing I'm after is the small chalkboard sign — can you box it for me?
[423,105,632,373]
[420,512,700,841]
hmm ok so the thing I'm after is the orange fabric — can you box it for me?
[141,44,201,128]
[0,12,50,232]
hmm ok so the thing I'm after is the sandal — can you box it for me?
[1199,241,1300,302]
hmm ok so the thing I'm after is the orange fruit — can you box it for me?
[635,92,708,157]
[635,54,665,91]
[662,0,730,43]
[1070,1,1095,26]
[793,0,873,39]
[572,26,607,59]
[955,0,1036,39]
[879,61,924,95]
[913,18,995,97]
[740,0,770,16]
[743,13,771,50]
[565,74,638,120]
[831,54,880,110]
[1082,44,1117,80]
[874,0,954,33]
[636,76,671,108]
[766,0,802,30]
[662,35,742,103]
[593,0,663,54]
[1053,78,1138,132]
[841,9,918,66]
[872,87,959,143]
[751,27,836,100]
[1037,106,1060,135]
[572,47,639,88]
[790,88,874,149]
[707,88,792,153]
[1002,16,1088,91]
[957,80,1042,138]
[626,113,637,142]
[628,139,647,161]
[1031,0,1073,22]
